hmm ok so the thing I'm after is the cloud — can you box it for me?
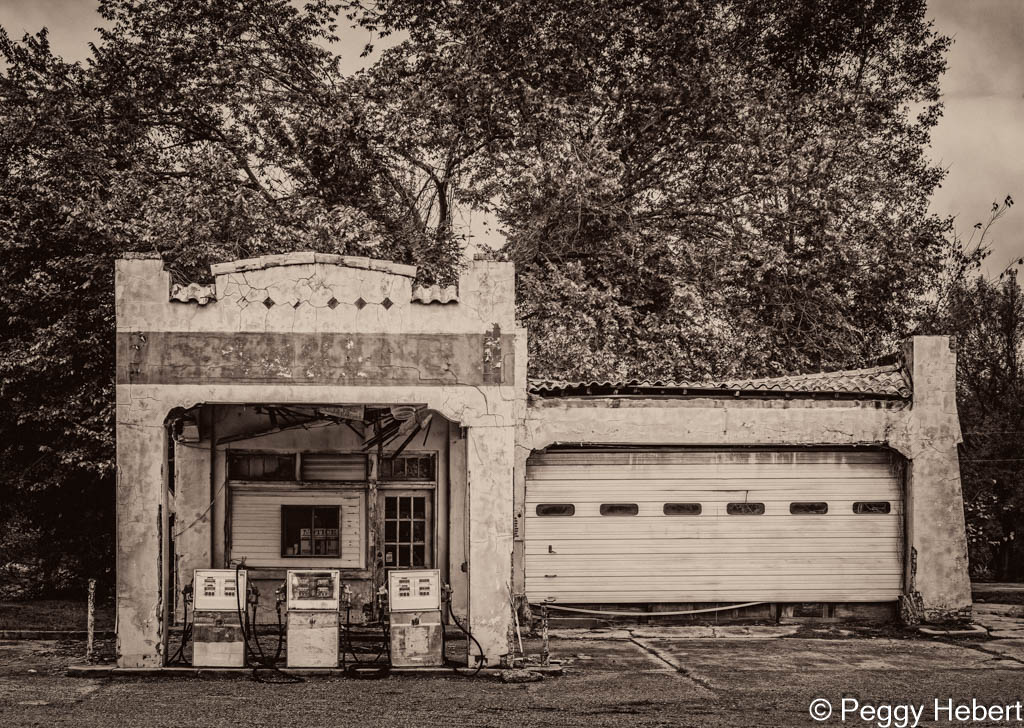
[929,0,1024,270]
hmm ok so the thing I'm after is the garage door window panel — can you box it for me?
[663,503,702,516]
[600,503,639,516]
[727,502,765,515]
[790,502,829,515]
[853,501,892,514]
[536,504,575,517]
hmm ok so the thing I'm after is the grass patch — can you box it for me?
[0,599,114,631]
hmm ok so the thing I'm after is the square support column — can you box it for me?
[171,437,213,622]
[466,424,515,666]
[115,400,170,667]
[902,336,972,623]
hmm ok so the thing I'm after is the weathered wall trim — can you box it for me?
[115,255,519,668]
[116,331,515,386]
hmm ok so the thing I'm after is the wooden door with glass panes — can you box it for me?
[380,490,433,569]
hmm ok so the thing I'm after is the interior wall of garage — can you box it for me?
[172,404,460,624]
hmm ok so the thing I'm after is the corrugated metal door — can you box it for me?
[525,449,903,604]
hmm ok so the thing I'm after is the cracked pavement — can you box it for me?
[4,608,1024,728]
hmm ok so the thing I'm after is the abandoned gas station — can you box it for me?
[114,252,972,669]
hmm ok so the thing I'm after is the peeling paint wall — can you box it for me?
[116,251,969,671]
[515,336,971,623]
[115,254,518,667]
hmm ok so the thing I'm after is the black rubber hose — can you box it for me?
[274,602,284,664]
[234,565,303,684]
[168,598,192,665]
[446,601,486,676]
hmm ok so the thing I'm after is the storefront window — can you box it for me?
[281,505,340,557]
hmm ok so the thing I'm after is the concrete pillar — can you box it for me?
[902,336,972,623]
[466,423,515,666]
[115,401,170,667]
[447,423,469,620]
[171,437,213,622]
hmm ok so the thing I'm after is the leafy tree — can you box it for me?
[925,198,1024,580]
[0,0,461,594]
[347,0,953,380]
[1,0,959,591]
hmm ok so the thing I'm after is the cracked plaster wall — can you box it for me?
[115,256,519,666]
[515,336,971,622]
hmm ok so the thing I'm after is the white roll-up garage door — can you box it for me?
[525,449,903,604]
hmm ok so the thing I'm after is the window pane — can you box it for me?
[281,506,306,556]
[399,521,411,543]
[382,455,436,481]
[413,497,426,519]
[853,501,891,514]
[384,544,397,566]
[399,545,411,567]
[663,503,702,516]
[312,507,340,556]
[790,502,828,515]
[600,503,639,516]
[399,497,412,519]
[228,454,250,480]
[413,521,425,542]
[385,521,397,541]
[536,504,575,517]
[267,455,294,479]
[282,505,340,557]
[412,545,425,567]
[230,453,295,481]
[385,496,398,518]
[313,507,338,529]
[727,503,765,515]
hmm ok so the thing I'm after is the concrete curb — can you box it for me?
[0,630,115,641]
[66,664,564,679]
[917,624,989,637]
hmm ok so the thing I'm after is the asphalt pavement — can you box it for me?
[2,609,1023,728]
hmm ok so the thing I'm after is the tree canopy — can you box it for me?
[347,0,952,379]
[1,0,958,592]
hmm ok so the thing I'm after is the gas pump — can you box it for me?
[192,568,247,667]
[285,569,341,668]
[386,569,444,667]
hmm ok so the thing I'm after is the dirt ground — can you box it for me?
[2,620,1024,728]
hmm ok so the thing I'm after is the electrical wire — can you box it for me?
[536,602,761,618]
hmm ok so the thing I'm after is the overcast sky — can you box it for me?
[1,0,1021,273]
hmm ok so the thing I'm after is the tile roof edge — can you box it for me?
[528,361,911,399]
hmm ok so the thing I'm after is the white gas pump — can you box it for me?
[285,569,340,668]
[387,569,444,667]
[192,568,247,667]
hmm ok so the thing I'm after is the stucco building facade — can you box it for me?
[114,253,971,668]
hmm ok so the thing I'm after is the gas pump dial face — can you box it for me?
[286,570,340,611]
